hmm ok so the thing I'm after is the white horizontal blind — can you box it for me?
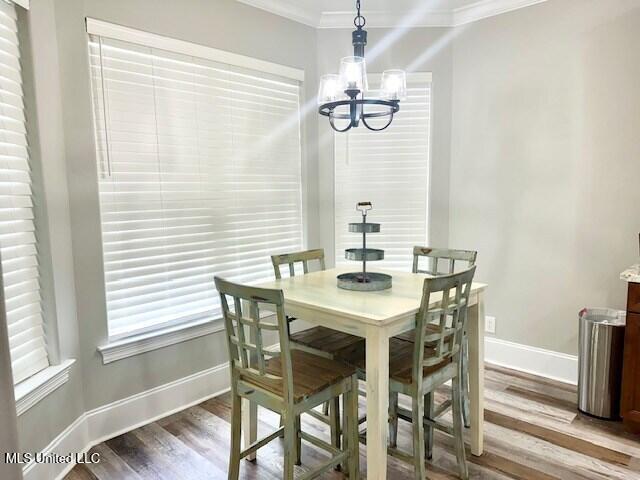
[89,35,304,340]
[0,2,48,384]
[335,76,431,272]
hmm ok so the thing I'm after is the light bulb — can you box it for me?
[339,56,368,92]
[317,74,342,105]
[381,69,407,101]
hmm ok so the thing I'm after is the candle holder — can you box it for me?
[337,202,392,291]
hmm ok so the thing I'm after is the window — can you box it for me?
[88,23,304,340]
[334,73,431,272]
[0,1,49,384]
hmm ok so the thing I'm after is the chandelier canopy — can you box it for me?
[318,0,407,132]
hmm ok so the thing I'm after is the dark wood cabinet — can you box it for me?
[628,282,640,315]
[621,283,640,432]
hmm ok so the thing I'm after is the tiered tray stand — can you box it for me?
[337,202,392,291]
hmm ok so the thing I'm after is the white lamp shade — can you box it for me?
[339,56,368,92]
[318,74,343,105]
[381,69,407,100]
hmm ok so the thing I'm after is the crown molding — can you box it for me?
[318,9,454,29]
[233,0,548,29]
[11,0,29,9]
[453,0,548,26]
[234,0,320,27]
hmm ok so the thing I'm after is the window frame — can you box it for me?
[5,0,76,414]
[86,19,307,353]
[333,72,433,272]
[0,0,50,386]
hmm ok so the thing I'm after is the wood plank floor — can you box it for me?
[65,364,640,479]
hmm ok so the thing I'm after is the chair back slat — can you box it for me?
[220,291,245,368]
[412,266,476,384]
[272,249,326,279]
[250,300,267,375]
[412,246,477,276]
[233,296,249,369]
[214,276,295,403]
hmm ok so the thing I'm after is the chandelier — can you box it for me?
[317,0,407,132]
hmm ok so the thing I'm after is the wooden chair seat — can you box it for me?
[393,323,444,344]
[290,326,364,357]
[247,350,357,403]
[387,341,452,385]
[337,338,451,385]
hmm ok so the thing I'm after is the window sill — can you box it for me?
[14,360,75,416]
[98,319,224,364]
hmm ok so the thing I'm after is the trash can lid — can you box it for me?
[579,308,626,326]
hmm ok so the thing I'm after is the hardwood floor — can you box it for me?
[65,364,640,479]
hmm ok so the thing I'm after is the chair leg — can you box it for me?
[329,396,342,471]
[462,336,471,428]
[424,392,434,460]
[389,391,399,448]
[323,401,330,416]
[228,390,242,480]
[330,396,341,450]
[342,397,348,472]
[294,415,302,465]
[278,414,284,437]
[452,374,469,480]
[283,413,297,480]
[346,376,360,479]
[412,394,426,480]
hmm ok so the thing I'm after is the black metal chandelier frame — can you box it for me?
[318,0,401,132]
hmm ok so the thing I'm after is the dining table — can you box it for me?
[245,266,488,480]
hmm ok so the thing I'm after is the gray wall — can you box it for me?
[448,0,640,354]
[15,0,640,461]
[16,0,318,456]
[316,26,455,266]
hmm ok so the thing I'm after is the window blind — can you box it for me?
[0,1,48,384]
[335,75,431,272]
[88,35,304,340]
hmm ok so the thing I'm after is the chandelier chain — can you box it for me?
[354,0,366,28]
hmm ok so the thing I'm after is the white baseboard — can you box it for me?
[485,336,578,385]
[22,362,230,480]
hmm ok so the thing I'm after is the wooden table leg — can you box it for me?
[366,326,389,479]
[467,291,485,456]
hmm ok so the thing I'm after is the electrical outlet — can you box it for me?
[485,316,496,334]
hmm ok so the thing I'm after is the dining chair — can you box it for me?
[215,276,360,480]
[336,265,476,478]
[271,248,364,444]
[394,247,477,429]
[387,267,476,479]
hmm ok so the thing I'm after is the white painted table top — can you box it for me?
[256,266,488,326]
[621,264,640,283]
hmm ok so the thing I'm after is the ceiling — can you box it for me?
[235,0,549,28]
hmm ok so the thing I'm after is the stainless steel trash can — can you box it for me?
[578,308,626,419]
